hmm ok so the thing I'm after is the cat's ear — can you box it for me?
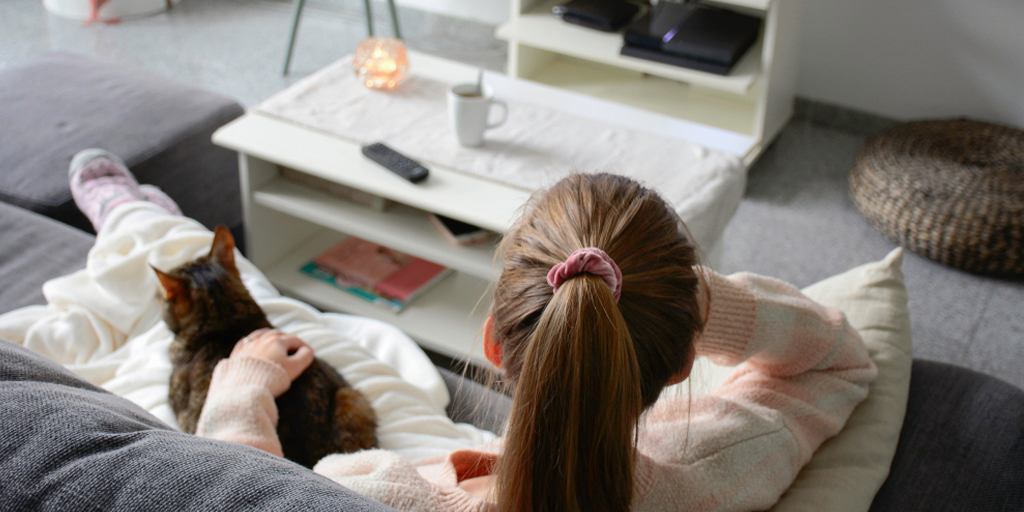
[209,225,236,269]
[153,266,185,301]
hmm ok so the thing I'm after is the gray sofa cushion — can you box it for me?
[0,52,244,235]
[870,360,1024,511]
[0,337,398,512]
[0,201,94,314]
[439,367,511,435]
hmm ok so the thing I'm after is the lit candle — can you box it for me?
[352,37,409,90]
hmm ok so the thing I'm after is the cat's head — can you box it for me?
[153,226,263,336]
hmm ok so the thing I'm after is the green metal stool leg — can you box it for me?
[362,0,374,36]
[386,0,402,39]
[282,0,307,75]
[283,0,399,76]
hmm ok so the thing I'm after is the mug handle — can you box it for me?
[487,100,508,130]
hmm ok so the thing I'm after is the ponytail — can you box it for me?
[490,173,704,512]
[495,274,643,512]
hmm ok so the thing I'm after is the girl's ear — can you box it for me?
[209,225,236,269]
[483,316,502,368]
[667,345,697,386]
[153,266,184,301]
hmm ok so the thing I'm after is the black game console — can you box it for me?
[621,42,734,75]
[621,1,761,75]
[553,0,642,32]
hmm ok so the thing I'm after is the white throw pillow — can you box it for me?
[772,248,912,511]
[683,248,911,512]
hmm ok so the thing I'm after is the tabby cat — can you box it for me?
[156,226,378,467]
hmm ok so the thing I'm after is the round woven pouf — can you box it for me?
[850,118,1024,277]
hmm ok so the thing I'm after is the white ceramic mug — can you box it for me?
[447,83,508,148]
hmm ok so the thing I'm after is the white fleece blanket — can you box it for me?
[0,203,496,463]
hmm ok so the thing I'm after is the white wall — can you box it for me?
[797,0,1024,127]
[395,0,508,25]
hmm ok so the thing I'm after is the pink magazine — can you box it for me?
[314,237,413,288]
[375,258,451,302]
[312,237,451,306]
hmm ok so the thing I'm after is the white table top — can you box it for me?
[216,52,749,250]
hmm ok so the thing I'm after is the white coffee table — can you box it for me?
[212,52,750,368]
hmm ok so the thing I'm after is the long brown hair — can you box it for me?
[491,173,704,512]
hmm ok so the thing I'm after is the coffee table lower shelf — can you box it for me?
[264,232,493,369]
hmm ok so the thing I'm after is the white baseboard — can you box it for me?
[392,0,509,25]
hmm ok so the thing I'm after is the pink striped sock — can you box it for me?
[139,185,183,216]
[69,149,180,231]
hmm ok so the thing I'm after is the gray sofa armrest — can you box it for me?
[870,359,1024,511]
[439,367,511,435]
[0,52,244,238]
[0,202,94,314]
[0,338,397,512]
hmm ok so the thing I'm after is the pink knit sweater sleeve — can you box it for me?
[634,270,878,511]
[194,357,291,457]
[196,357,454,510]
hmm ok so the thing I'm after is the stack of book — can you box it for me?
[301,237,452,312]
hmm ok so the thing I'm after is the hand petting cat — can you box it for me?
[232,328,314,397]
[163,226,378,463]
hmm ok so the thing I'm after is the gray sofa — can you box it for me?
[0,53,1021,511]
[3,202,1022,512]
[0,52,244,241]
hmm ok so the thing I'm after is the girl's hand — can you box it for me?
[232,328,315,384]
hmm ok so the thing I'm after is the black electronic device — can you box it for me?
[649,0,690,37]
[552,0,642,32]
[361,143,429,183]
[623,0,685,50]
[621,41,733,75]
[661,4,760,66]
[427,213,491,246]
[621,1,761,75]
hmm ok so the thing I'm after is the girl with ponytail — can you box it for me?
[489,174,703,512]
[199,173,877,512]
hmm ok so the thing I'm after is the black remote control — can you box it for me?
[361,143,429,183]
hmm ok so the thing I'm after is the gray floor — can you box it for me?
[719,114,1024,390]
[0,0,505,107]
[2,0,1021,390]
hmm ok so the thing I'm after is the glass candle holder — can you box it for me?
[352,37,409,91]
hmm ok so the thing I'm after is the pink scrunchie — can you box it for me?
[546,247,622,302]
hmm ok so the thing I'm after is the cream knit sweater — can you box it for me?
[197,271,877,512]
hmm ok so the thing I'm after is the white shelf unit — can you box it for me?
[253,179,497,280]
[497,0,804,164]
